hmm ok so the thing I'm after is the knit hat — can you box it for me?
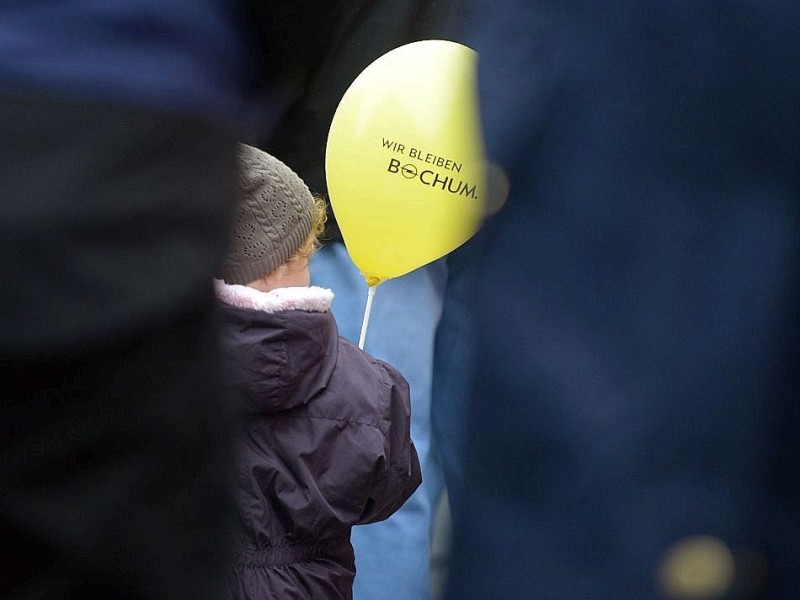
[220,144,315,285]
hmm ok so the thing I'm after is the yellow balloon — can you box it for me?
[326,39,485,287]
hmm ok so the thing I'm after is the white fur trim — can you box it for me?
[214,280,333,313]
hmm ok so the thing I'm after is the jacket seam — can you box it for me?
[281,414,384,429]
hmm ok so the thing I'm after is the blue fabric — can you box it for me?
[311,243,447,600]
[430,243,478,522]
[0,0,257,125]
[445,1,800,599]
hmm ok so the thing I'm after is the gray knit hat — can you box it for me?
[220,144,315,285]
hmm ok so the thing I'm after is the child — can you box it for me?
[215,144,422,600]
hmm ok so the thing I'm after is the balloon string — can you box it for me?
[358,285,377,350]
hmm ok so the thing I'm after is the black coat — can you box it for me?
[216,283,421,599]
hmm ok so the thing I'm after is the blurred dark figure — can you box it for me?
[0,1,352,598]
[445,1,800,599]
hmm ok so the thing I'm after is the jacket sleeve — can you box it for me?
[356,358,422,525]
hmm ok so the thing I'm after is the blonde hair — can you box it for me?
[295,195,328,259]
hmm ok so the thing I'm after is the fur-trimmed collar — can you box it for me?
[214,280,333,314]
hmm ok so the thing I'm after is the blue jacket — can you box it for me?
[446,1,800,599]
[0,0,258,127]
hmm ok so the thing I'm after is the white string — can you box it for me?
[358,285,377,350]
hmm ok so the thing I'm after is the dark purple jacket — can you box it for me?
[215,282,421,599]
